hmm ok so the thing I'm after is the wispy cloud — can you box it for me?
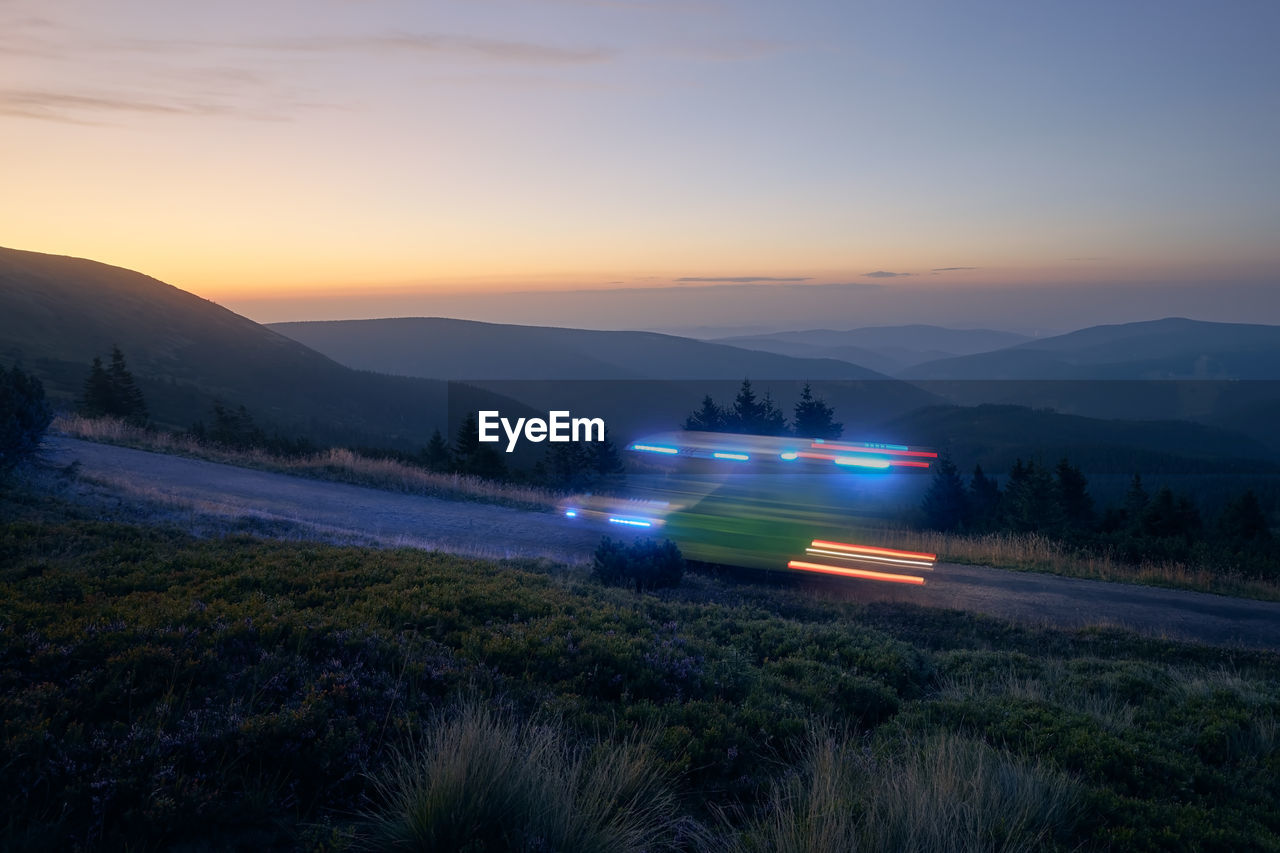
[0,88,277,124]
[931,266,977,272]
[678,275,812,283]
[257,33,614,64]
[863,270,912,278]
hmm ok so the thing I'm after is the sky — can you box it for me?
[3,0,1279,332]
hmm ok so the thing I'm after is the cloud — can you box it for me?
[677,276,812,283]
[256,33,614,64]
[0,86,321,124]
[863,270,912,278]
[931,266,978,272]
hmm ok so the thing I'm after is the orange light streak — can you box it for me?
[787,560,926,585]
[809,540,937,561]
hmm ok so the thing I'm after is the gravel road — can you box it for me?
[45,436,1280,650]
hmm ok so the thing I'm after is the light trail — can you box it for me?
[608,517,654,527]
[787,560,926,585]
[632,444,679,455]
[805,547,935,569]
[809,539,937,561]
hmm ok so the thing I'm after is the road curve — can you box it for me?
[43,436,1280,650]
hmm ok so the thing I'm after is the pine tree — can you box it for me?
[1219,490,1271,542]
[1142,486,1200,540]
[728,379,764,433]
[422,428,452,472]
[684,395,725,431]
[79,357,115,418]
[107,346,147,424]
[1004,459,1057,532]
[453,413,506,479]
[1124,473,1149,532]
[920,453,968,531]
[589,427,625,479]
[757,390,789,436]
[1054,458,1094,532]
[792,383,842,439]
[968,464,1001,531]
[546,440,589,489]
[78,347,147,424]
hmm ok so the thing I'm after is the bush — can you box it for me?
[361,699,685,853]
[0,363,53,474]
[592,537,685,593]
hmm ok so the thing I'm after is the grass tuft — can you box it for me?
[361,699,687,853]
[728,728,1080,853]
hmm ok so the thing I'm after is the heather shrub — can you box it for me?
[592,537,685,593]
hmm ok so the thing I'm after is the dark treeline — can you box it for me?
[416,416,625,492]
[684,379,842,438]
[921,454,1276,578]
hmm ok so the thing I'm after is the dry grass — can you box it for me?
[849,526,1280,602]
[53,414,559,511]
[727,728,1080,853]
[361,699,689,852]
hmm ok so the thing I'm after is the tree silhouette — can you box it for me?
[684,394,726,431]
[920,453,968,531]
[968,464,1001,531]
[792,383,842,439]
[1054,458,1094,532]
[78,346,147,424]
[1218,490,1270,542]
[422,428,452,472]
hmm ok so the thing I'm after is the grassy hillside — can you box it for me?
[267,317,892,381]
[2,498,1277,850]
[903,317,1280,380]
[0,247,473,449]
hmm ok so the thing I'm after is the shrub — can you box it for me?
[361,699,685,853]
[0,363,53,474]
[592,537,685,593]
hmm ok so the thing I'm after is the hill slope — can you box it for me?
[267,317,892,381]
[0,247,452,448]
[902,318,1280,380]
[712,325,1031,374]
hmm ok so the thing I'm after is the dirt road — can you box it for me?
[45,436,1280,650]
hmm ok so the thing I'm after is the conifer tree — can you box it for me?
[684,395,725,431]
[1054,458,1094,532]
[79,357,114,418]
[1219,490,1270,542]
[792,383,842,439]
[968,464,1001,531]
[107,346,147,424]
[422,428,452,472]
[921,453,968,531]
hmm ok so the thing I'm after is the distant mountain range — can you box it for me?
[267,318,889,381]
[709,325,1032,375]
[901,317,1280,380]
[3,246,1277,469]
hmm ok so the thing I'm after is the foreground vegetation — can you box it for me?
[1,494,1277,851]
